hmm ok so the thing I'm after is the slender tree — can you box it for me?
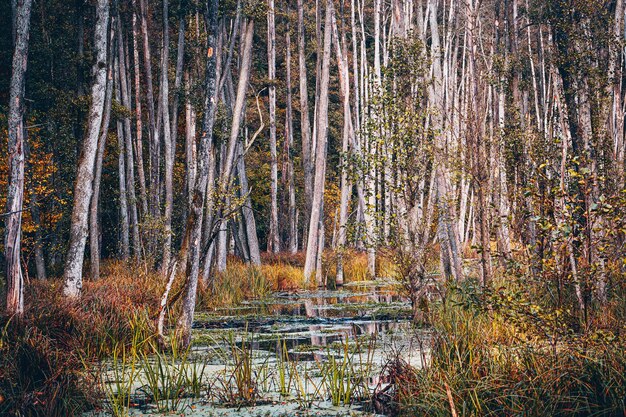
[176,0,220,347]
[63,0,110,297]
[303,0,332,285]
[5,0,34,315]
[267,0,280,252]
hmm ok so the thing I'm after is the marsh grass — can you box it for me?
[208,328,270,405]
[317,334,376,406]
[379,282,626,417]
[139,338,195,412]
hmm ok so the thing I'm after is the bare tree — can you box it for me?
[176,0,220,347]
[267,0,280,252]
[303,0,332,285]
[5,0,34,315]
[63,0,110,298]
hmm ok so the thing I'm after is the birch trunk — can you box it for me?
[267,0,280,252]
[63,0,110,298]
[5,0,33,314]
[89,63,113,280]
[117,18,140,260]
[132,0,148,217]
[297,0,313,238]
[139,0,159,221]
[331,2,354,286]
[303,0,332,285]
[176,0,219,347]
[284,17,298,254]
[162,0,174,273]
[428,0,463,282]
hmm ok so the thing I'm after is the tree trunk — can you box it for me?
[428,0,462,282]
[114,59,130,259]
[185,69,197,208]
[89,59,113,280]
[303,0,332,285]
[63,0,110,298]
[297,0,313,245]
[237,144,262,265]
[161,0,174,273]
[117,17,140,260]
[176,0,219,347]
[5,0,33,315]
[267,0,280,252]
[132,0,148,217]
[466,0,492,286]
[331,2,354,286]
[139,0,159,222]
[284,15,298,254]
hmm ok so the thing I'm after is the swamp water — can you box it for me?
[96,281,430,417]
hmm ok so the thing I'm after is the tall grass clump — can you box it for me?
[318,334,376,406]
[198,264,272,308]
[378,280,626,417]
[0,260,162,416]
[0,316,99,417]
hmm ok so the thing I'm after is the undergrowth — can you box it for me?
[376,279,626,417]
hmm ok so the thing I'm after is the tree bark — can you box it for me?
[114,54,130,259]
[89,62,113,281]
[176,0,219,347]
[161,0,174,273]
[303,0,332,285]
[63,0,110,298]
[117,17,140,260]
[284,14,298,254]
[139,0,159,222]
[267,0,280,253]
[5,0,33,315]
[331,1,354,286]
[297,0,313,242]
[132,0,148,217]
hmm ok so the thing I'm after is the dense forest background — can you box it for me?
[4,0,626,321]
[3,0,626,306]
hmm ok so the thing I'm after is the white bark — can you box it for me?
[63,0,110,297]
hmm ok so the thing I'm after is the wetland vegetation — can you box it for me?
[2,0,626,416]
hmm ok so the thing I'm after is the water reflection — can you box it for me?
[194,282,417,362]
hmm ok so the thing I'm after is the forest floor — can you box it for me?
[3,252,625,417]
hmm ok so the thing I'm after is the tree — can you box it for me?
[5,0,34,315]
[303,0,332,285]
[63,0,110,298]
[267,0,280,253]
[176,0,220,347]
